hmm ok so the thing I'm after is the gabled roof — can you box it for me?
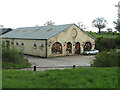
[1,24,95,40]
[0,28,12,35]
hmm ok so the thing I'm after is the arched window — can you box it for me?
[52,42,62,54]
[21,42,24,46]
[32,43,37,49]
[84,42,92,51]
[75,42,80,54]
[66,42,72,53]
[33,43,37,47]
[40,43,44,48]
[16,42,19,45]
[11,42,14,45]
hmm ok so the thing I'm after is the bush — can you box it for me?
[95,37,118,51]
[2,45,31,68]
[115,35,120,48]
[91,49,120,67]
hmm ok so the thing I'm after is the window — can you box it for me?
[11,42,14,45]
[40,43,44,48]
[52,42,62,54]
[66,42,72,53]
[2,41,5,47]
[16,42,19,45]
[34,28,40,32]
[47,28,53,32]
[84,42,92,51]
[33,43,37,48]
[21,42,24,46]
[6,41,10,48]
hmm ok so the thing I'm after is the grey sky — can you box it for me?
[0,0,119,32]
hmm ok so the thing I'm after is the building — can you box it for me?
[1,24,95,58]
[0,28,12,35]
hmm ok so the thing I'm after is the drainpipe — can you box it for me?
[45,39,47,58]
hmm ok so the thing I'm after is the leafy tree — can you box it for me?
[44,20,55,26]
[107,28,112,33]
[113,21,120,33]
[92,17,107,34]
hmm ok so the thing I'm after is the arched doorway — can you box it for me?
[66,42,72,53]
[52,42,62,54]
[84,42,92,51]
[75,42,80,54]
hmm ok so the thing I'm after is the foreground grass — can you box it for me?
[2,67,118,88]
[2,61,32,69]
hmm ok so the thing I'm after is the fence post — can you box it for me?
[73,65,75,69]
[34,66,36,71]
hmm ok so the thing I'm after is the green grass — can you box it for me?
[2,67,118,88]
[2,61,32,68]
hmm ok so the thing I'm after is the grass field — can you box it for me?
[2,67,118,88]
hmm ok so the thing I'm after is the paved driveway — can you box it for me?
[24,55,95,71]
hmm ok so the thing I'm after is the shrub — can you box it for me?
[2,45,31,68]
[91,49,119,67]
[115,35,120,48]
[95,37,117,51]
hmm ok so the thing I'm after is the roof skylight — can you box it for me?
[47,28,53,31]
[23,30,28,32]
[34,28,40,32]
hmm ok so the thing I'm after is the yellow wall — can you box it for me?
[47,25,95,57]
[1,25,95,58]
[2,38,46,57]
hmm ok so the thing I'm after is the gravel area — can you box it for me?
[24,55,95,71]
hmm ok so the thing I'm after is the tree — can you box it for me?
[92,17,107,34]
[113,2,120,33]
[113,20,120,33]
[107,28,112,33]
[77,22,87,30]
[44,20,55,26]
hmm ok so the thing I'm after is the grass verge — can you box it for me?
[2,67,118,88]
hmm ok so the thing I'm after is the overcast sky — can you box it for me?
[0,0,119,32]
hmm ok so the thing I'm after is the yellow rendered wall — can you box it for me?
[1,38,46,57]
[47,25,95,57]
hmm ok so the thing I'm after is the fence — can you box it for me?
[3,65,91,71]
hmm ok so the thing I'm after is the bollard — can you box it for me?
[34,66,36,71]
[73,65,75,69]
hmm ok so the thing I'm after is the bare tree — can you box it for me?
[92,17,107,34]
[44,20,55,26]
[78,22,87,30]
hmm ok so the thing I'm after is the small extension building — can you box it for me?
[1,24,95,58]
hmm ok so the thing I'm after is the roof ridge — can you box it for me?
[16,23,75,29]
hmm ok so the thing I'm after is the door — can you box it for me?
[75,42,80,54]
